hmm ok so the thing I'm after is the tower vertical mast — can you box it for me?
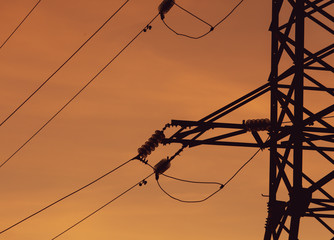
[290,0,305,239]
[163,0,334,238]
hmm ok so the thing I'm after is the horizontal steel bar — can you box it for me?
[304,213,334,218]
[277,84,334,92]
[311,199,334,203]
[303,126,334,133]
[199,83,271,123]
[308,207,334,211]
[305,133,334,143]
[171,120,245,129]
[164,139,334,151]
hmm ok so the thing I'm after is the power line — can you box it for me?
[162,173,223,186]
[0,13,160,170]
[153,136,265,203]
[162,0,245,39]
[156,179,223,203]
[173,2,213,28]
[212,0,245,29]
[0,0,130,127]
[0,0,42,50]
[223,146,262,186]
[0,143,263,235]
[51,172,155,240]
[0,158,135,235]
[141,160,224,203]
[50,146,261,237]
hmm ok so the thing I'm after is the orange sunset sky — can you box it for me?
[0,0,333,239]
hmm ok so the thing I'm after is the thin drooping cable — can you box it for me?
[0,13,160,170]
[0,0,130,127]
[212,0,245,29]
[156,179,223,203]
[162,0,245,39]
[49,144,263,236]
[0,158,135,235]
[173,2,213,28]
[0,0,42,50]
[162,173,223,186]
[51,172,155,240]
[142,161,224,203]
[154,135,266,203]
[161,3,213,40]
[224,143,264,187]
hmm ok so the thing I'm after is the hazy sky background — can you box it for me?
[0,0,332,239]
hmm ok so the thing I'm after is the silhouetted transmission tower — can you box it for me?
[162,0,334,239]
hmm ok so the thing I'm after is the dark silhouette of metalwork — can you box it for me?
[162,0,334,239]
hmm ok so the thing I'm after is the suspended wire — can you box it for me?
[51,172,155,240]
[162,0,245,39]
[156,179,223,204]
[0,0,42,50]
[173,2,213,28]
[52,149,262,237]
[224,136,270,187]
[154,135,267,203]
[212,0,245,29]
[162,173,223,186]
[143,160,224,203]
[0,13,160,170]
[223,147,262,186]
[0,142,264,235]
[0,0,130,128]
[0,158,135,235]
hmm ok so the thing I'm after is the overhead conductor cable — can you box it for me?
[0,158,135,235]
[0,0,131,127]
[51,172,155,240]
[0,12,159,169]
[161,0,245,39]
[0,0,42,50]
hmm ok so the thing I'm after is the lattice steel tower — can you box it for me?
[162,0,334,239]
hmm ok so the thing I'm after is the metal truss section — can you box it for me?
[163,0,333,239]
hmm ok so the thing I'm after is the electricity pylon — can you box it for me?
[161,0,334,239]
